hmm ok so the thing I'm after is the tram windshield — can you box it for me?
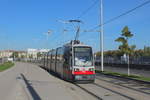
[74,47,93,66]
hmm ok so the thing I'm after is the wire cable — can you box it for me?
[77,0,99,19]
[89,0,150,31]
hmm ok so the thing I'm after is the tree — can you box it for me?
[29,54,33,61]
[143,46,150,56]
[115,26,136,75]
[11,52,19,59]
[115,26,136,55]
[21,55,25,59]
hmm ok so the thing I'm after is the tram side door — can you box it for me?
[63,56,69,80]
[68,56,73,80]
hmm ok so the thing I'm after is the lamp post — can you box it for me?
[100,0,104,71]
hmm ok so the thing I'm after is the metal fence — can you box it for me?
[0,57,8,65]
[95,56,150,65]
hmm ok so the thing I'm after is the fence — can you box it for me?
[0,57,8,65]
[95,56,150,70]
[95,56,150,65]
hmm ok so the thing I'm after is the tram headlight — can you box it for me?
[74,68,80,71]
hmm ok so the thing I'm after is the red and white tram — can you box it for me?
[40,40,95,82]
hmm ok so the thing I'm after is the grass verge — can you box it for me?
[0,61,14,72]
[96,70,150,82]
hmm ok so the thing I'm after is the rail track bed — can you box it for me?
[71,74,150,100]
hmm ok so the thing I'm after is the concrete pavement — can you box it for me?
[0,62,27,100]
[0,62,97,100]
[1,62,149,100]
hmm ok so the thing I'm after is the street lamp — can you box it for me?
[100,0,104,71]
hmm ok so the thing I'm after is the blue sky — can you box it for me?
[0,0,150,52]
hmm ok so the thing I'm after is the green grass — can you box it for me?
[0,61,14,72]
[96,70,150,82]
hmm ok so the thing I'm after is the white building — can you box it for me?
[27,49,38,59]
[27,48,49,59]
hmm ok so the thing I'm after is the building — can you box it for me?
[0,49,49,61]
[27,48,38,59]
[18,51,27,58]
[0,50,14,58]
[27,48,49,59]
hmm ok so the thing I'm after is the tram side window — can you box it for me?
[60,47,64,63]
[56,48,60,62]
[48,51,51,63]
[43,54,46,66]
[52,50,56,62]
[56,47,64,63]
[64,48,70,65]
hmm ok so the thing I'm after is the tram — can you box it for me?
[40,40,95,82]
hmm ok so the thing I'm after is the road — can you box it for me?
[0,62,150,100]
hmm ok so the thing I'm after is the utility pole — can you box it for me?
[100,0,104,71]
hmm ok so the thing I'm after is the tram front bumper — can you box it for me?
[74,74,95,81]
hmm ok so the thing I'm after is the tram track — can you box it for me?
[71,74,149,100]
[74,82,136,100]
[94,75,150,100]
[74,84,103,100]
[95,76,150,95]
[92,83,135,100]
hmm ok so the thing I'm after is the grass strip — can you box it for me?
[0,61,14,72]
[96,70,150,82]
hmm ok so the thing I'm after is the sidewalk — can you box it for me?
[0,62,96,100]
[20,62,77,100]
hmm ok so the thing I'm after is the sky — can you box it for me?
[0,0,150,52]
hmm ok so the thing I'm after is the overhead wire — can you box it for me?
[58,0,150,43]
[59,0,99,42]
[77,0,99,19]
[45,0,100,47]
[89,0,150,31]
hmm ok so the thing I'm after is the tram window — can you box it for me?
[74,47,93,66]
[60,48,64,62]
[47,52,51,62]
[64,48,70,64]
[52,50,56,62]
[57,48,61,61]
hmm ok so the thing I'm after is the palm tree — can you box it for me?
[115,26,136,75]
